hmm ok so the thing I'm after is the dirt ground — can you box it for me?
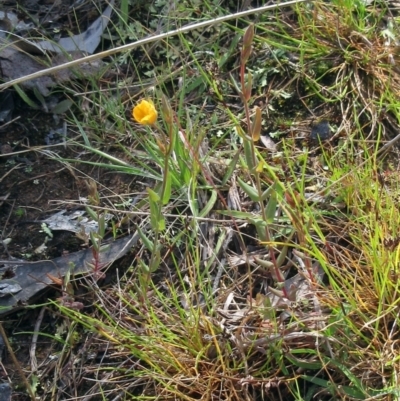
[0,107,136,258]
[0,101,147,399]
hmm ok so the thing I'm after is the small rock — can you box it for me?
[310,120,333,142]
[0,383,12,401]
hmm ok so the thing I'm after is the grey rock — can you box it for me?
[0,383,12,401]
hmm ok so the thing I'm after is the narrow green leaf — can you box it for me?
[237,177,260,201]
[51,99,73,114]
[285,353,322,369]
[157,215,166,231]
[302,375,366,399]
[120,0,129,25]
[221,150,240,186]
[99,244,110,253]
[149,247,161,272]
[243,140,255,170]
[204,229,226,272]
[98,214,106,237]
[90,231,99,251]
[183,76,206,95]
[15,84,39,109]
[147,189,161,231]
[229,73,241,96]
[189,194,199,218]
[162,171,172,205]
[177,155,192,186]
[253,257,274,269]
[217,210,259,219]
[147,187,160,202]
[301,375,332,388]
[264,186,278,223]
[137,226,154,252]
[199,189,217,218]
[138,258,150,273]
[168,126,177,155]
[327,358,366,394]
[71,115,91,147]
[219,34,241,68]
[33,87,46,109]
[254,219,268,242]
[261,185,274,201]
[85,206,98,222]
[276,245,288,268]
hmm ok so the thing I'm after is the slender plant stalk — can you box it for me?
[0,0,308,91]
[240,25,288,297]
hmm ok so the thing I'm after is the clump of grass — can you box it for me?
[15,0,400,400]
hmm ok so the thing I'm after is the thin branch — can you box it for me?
[0,0,308,92]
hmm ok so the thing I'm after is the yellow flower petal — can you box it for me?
[132,99,158,125]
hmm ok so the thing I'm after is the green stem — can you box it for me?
[240,60,288,298]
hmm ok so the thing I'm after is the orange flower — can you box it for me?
[132,99,157,125]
